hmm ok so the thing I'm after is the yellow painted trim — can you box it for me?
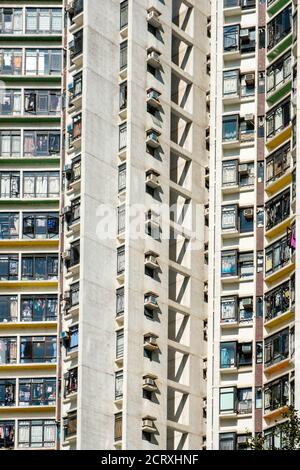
[0,363,56,372]
[0,239,59,248]
[264,309,294,330]
[265,216,295,240]
[0,281,58,289]
[265,262,295,285]
[0,405,56,414]
[264,358,290,375]
[264,405,288,422]
[0,321,57,331]
[265,170,292,196]
[266,126,292,152]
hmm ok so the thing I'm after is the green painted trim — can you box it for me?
[0,199,59,207]
[0,157,60,166]
[0,116,60,124]
[0,76,61,83]
[0,35,62,43]
[267,0,291,17]
[267,33,293,61]
[267,80,292,105]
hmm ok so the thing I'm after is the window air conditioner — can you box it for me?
[244,113,254,122]
[245,73,255,84]
[239,164,249,174]
[62,250,71,261]
[144,377,156,387]
[244,208,254,219]
[240,28,250,38]
[142,418,154,428]
[241,297,253,308]
[145,336,158,346]
[64,291,71,301]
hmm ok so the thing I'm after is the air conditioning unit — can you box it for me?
[240,28,250,38]
[244,113,254,122]
[66,1,74,13]
[144,377,156,387]
[205,207,209,217]
[60,331,69,340]
[244,208,254,219]
[145,253,158,266]
[144,335,158,347]
[142,418,154,428]
[62,250,71,261]
[242,297,253,309]
[147,9,161,28]
[63,206,71,216]
[146,172,160,187]
[68,40,75,52]
[245,73,255,84]
[64,163,72,174]
[64,291,71,301]
[204,283,208,293]
[239,164,249,174]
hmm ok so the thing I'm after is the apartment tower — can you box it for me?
[208,0,299,450]
[0,0,63,451]
[59,0,210,450]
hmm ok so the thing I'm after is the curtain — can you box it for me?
[39,12,50,32]
[1,174,11,197]
[48,175,59,197]
[23,175,35,197]
[36,175,48,197]
[11,134,20,156]
[52,11,62,32]
[31,423,43,446]
[26,52,36,75]
[18,422,30,446]
[1,134,10,156]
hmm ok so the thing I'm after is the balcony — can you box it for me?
[265,233,294,283]
[264,327,291,374]
[223,0,256,16]
[267,5,292,61]
[69,29,83,68]
[265,188,291,238]
[266,99,291,151]
[267,0,291,18]
[264,375,289,420]
[265,143,292,195]
[267,52,292,105]
[68,0,84,30]
[265,277,295,328]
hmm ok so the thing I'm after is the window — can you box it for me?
[118,205,125,235]
[265,278,294,322]
[264,376,289,412]
[240,73,255,97]
[25,8,62,34]
[20,295,58,322]
[72,72,82,98]
[223,70,239,96]
[219,432,236,450]
[70,240,80,267]
[63,412,77,440]
[266,98,291,139]
[120,1,128,29]
[239,207,254,233]
[24,130,60,156]
[0,130,21,157]
[0,337,17,364]
[117,246,125,275]
[221,250,237,277]
[24,89,61,115]
[0,171,19,198]
[265,328,289,367]
[120,41,128,70]
[70,29,83,59]
[118,163,126,192]
[0,379,15,406]
[222,160,238,186]
[0,89,21,115]
[240,27,256,54]
[0,213,19,239]
[264,426,284,450]
[220,342,236,368]
[0,255,18,280]
[223,25,239,52]
[23,212,59,239]
[114,413,122,441]
[220,387,235,414]
[71,114,82,142]
[256,342,263,363]
[70,282,79,308]
[237,343,252,366]
[238,252,254,278]
[18,419,56,448]
[25,49,62,76]
[240,118,255,142]
[23,171,59,198]
[116,330,124,359]
[19,378,56,406]
[256,387,262,409]
[266,143,291,184]
[0,421,14,449]
[0,8,22,34]
[237,388,252,414]
[265,234,291,276]
[70,157,81,183]
[20,336,56,363]
[64,368,77,397]
[119,81,127,110]
[116,287,124,317]
[265,188,290,231]
[239,162,255,187]
[239,297,253,322]
[0,48,22,75]
[115,370,123,400]
[222,115,238,141]
[66,325,78,353]
[267,52,292,94]
[267,5,292,51]
[221,205,237,231]
[221,296,237,323]
[21,254,58,280]
[0,295,17,323]
[119,123,127,150]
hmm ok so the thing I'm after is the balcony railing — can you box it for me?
[265,188,290,231]
[265,234,293,278]
[265,277,295,322]
[266,143,291,185]
[267,5,292,51]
